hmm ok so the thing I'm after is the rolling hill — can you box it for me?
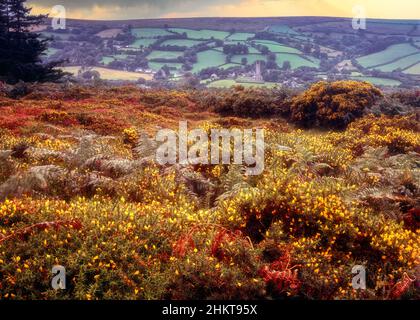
[40,17,420,88]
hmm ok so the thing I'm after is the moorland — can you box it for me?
[0,80,418,300]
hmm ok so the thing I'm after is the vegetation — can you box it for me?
[0,0,64,84]
[35,16,420,88]
[0,82,418,300]
[289,81,383,128]
[356,44,419,69]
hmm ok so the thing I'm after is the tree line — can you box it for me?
[0,0,63,84]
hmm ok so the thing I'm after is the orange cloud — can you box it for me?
[29,0,420,20]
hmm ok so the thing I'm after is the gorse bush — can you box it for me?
[289,81,383,128]
[0,84,418,300]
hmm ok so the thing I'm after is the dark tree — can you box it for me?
[260,45,269,55]
[0,0,64,84]
[282,61,291,70]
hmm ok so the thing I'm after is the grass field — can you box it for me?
[252,40,302,54]
[275,53,320,69]
[403,62,420,75]
[160,39,205,47]
[100,56,115,65]
[131,38,158,48]
[350,76,401,86]
[40,25,420,85]
[269,24,300,35]
[357,43,419,68]
[60,66,153,81]
[131,28,173,38]
[218,63,242,70]
[370,53,420,73]
[207,79,278,88]
[247,46,261,54]
[169,28,230,40]
[147,50,184,60]
[95,28,122,38]
[101,54,131,65]
[226,32,255,41]
[192,50,227,73]
[231,54,267,65]
[148,62,183,71]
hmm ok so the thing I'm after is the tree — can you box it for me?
[0,0,64,84]
[82,70,100,81]
[182,74,200,89]
[282,61,291,71]
[260,45,269,55]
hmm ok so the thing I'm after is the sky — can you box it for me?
[28,0,420,20]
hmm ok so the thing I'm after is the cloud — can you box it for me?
[28,0,243,19]
[28,0,420,20]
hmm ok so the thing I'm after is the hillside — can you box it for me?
[0,82,418,300]
[40,17,420,88]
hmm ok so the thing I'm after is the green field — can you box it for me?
[50,26,420,82]
[101,54,131,65]
[227,32,255,41]
[252,40,302,54]
[148,62,183,71]
[169,28,230,40]
[275,53,320,69]
[350,76,401,86]
[160,39,205,47]
[131,28,173,38]
[100,56,115,65]
[131,38,158,48]
[403,63,420,75]
[247,46,262,54]
[231,54,267,65]
[218,63,241,70]
[192,50,227,73]
[357,43,419,68]
[147,50,184,60]
[269,25,300,35]
[207,79,278,88]
[372,53,420,72]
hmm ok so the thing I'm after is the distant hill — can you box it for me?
[40,16,420,88]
